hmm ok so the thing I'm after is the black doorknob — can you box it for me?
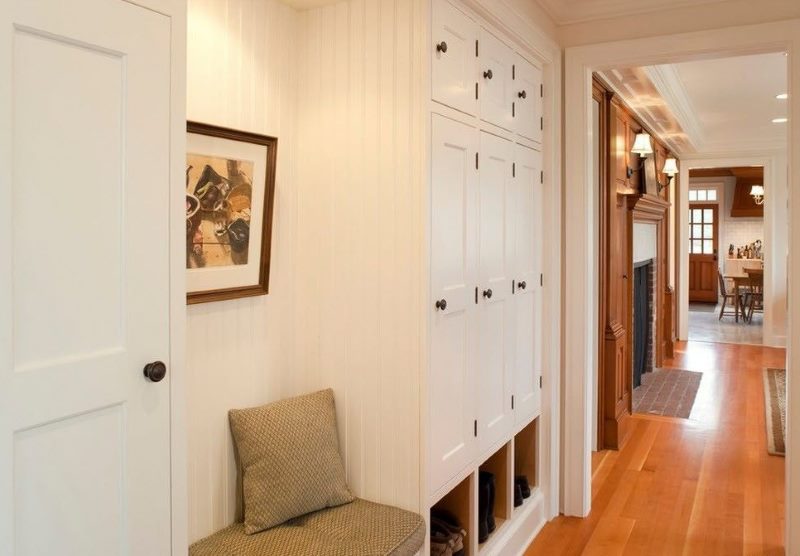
[436,41,448,53]
[483,69,493,80]
[517,281,527,290]
[143,361,167,383]
[483,288,493,299]
[435,299,447,311]
[518,90,527,99]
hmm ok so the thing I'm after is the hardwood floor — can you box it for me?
[526,341,786,555]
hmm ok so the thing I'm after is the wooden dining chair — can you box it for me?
[718,270,739,321]
[745,269,764,323]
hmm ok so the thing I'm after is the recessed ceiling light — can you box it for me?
[772,117,788,124]
[777,93,789,100]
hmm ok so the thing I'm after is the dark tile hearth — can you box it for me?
[632,368,703,419]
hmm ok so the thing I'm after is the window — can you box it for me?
[689,207,715,254]
[689,188,718,202]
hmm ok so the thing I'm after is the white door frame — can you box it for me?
[563,18,800,552]
[125,0,187,553]
[678,152,788,347]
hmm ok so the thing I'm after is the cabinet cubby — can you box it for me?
[430,473,475,556]
[478,442,511,550]
[513,418,538,512]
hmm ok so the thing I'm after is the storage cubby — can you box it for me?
[430,474,474,556]
[513,418,538,511]
[478,443,511,549]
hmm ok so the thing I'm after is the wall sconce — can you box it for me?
[750,184,765,205]
[628,133,653,178]
[657,157,678,193]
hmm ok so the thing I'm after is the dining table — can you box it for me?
[724,268,763,323]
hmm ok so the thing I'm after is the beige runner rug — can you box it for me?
[763,367,786,456]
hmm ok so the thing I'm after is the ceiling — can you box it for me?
[535,0,727,25]
[601,52,788,156]
[278,0,339,9]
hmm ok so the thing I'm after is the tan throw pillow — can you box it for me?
[229,389,354,534]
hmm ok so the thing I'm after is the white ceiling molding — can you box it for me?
[644,65,706,151]
[535,0,726,25]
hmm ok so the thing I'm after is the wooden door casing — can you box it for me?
[688,204,719,303]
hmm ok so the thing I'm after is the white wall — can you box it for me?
[633,222,657,264]
[186,0,300,542]
[186,0,426,543]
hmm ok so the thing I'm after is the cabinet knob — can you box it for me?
[435,299,447,311]
[518,90,527,99]
[143,361,167,383]
[483,69,493,80]
[436,41,447,54]
[482,288,493,299]
[517,280,527,290]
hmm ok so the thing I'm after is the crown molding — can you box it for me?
[644,65,706,151]
[535,0,728,25]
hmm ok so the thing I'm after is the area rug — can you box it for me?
[689,302,718,314]
[632,368,703,418]
[763,367,786,456]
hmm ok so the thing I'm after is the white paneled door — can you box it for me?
[477,132,515,452]
[479,29,514,132]
[0,1,172,555]
[430,114,479,494]
[432,0,478,116]
[513,145,543,423]
[514,55,543,144]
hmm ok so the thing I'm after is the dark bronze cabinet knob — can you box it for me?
[518,90,527,99]
[435,299,447,311]
[436,41,448,53]
[483,288,493,299]
[143,361,167,383]
[484,69,493,80]
[517,281,527,290]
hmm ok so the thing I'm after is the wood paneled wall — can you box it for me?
[186,0,426,543]
[595,76,676,449]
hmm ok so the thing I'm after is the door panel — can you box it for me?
[477,132,514,451]
[479,29,514,131]
[513,145,542,423]
[432,0,478,116]
[0,1,172,553]
[688,204,719,303]
[430,114,478,493]
[514,55,543,144]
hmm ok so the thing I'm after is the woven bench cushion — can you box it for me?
[189,499,425,556]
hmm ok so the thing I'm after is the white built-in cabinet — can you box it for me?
[428,2,547,553]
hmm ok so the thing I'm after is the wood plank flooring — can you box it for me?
[526,341,786,555]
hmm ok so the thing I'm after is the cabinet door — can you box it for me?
[430,114,479,493]
[514,55,543,144]
[432,0,478,115]
[477,132,515,452]
[479,29,514,131]
[512,145,543,424]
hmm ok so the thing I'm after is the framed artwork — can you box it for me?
[643,155,659,196]
[186,122,277,304]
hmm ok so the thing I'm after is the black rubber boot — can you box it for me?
[514,483,523,507]
[478,472,491,543]
[516,475,531,499]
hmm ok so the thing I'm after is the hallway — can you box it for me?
[526,341,786,555]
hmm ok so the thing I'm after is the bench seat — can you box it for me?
[189,498,425,556]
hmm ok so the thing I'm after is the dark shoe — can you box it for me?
[430,510,466,556]
[515,475,531,499]
[480,471,496,534]
[514,483,523,507]
[429,522,455,556]
[478,472,491,543]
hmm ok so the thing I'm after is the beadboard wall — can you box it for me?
[293,0,425,513]
[186,0,426,543]
[186,0,300,543]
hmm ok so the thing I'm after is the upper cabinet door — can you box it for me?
[429,114,479,494]
[477,132,515,452]
[514,55,543,144]
[432,0,478,116]
[479,29,514,131]
[512,145,543,424]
